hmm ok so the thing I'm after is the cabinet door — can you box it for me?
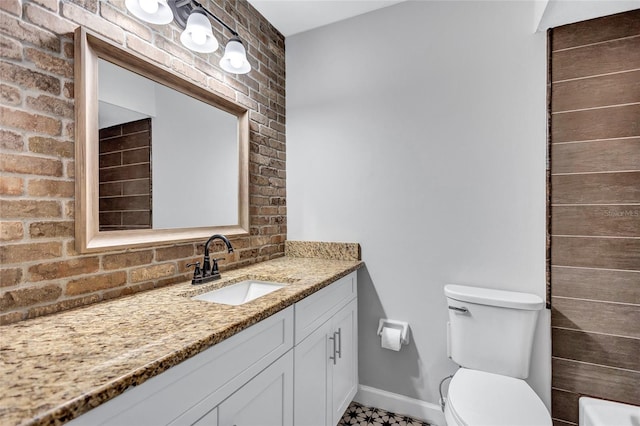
[192,408,217,426]
[330,298,358,426]
[294,272,357,344]
[218,350,293,426]
[293,319,332,426]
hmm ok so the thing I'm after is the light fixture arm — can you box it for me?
[191,0,238,37]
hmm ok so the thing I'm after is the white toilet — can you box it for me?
[444,284,552,426]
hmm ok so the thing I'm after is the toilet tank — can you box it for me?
[445,284,544,379]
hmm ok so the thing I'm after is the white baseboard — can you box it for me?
[354,385,446,426]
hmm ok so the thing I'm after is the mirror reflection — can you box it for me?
[97,59,239,231]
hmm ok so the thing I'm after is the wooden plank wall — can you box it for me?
[549,9,640,426]
[98,118,152,231]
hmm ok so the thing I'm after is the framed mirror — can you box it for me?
[75,27,249,253]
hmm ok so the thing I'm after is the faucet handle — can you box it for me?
[211,258,225,275]
[186,261,201,277]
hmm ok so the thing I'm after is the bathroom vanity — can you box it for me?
[0,255,361,426]
[69,271,357,426]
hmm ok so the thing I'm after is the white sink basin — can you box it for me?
[192,280,285,306]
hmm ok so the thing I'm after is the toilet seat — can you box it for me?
[447,368,551,426]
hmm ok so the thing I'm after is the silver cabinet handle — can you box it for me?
[335,328,342,359]
[448,306,468,313]
[329,334,337,365]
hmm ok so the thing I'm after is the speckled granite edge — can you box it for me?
[0,257,364,426]
[285,240,361,261]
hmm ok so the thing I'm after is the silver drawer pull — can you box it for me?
[329,335,337,364]
[448,306,468,313]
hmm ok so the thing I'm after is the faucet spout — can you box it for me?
[204,234,234,258]
[192,234,234,285]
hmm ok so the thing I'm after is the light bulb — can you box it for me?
[138,0,158,14]
[190,29,207,46]
[230,56,243,69]
[220,37,250,74]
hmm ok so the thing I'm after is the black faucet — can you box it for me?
[187,234,234,285]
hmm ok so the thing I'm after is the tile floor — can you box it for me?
[338,401,430,426]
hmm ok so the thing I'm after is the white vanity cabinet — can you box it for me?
[294,272,358,426]
[68,306,294,426]
[329,298,358,424]
[214,351,293,426]
[68,271,358,426]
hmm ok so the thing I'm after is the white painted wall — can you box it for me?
[152,84,237,229]
[286,0,549,418]
[98,59,156,128]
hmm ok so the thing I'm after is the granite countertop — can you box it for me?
[0,254,363,426]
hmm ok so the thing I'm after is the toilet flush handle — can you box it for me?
[448,306,468,313]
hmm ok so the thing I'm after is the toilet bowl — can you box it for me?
[444,368,551,426]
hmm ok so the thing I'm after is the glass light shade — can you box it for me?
[125,0,173,25]
[180,9,218,53]
[219,37,251,74]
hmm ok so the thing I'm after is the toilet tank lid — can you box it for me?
[444,284,544,310]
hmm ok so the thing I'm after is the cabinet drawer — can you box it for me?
[70,306,293,426]
[294,271,356,344]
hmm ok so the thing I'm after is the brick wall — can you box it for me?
[0,0,286,325]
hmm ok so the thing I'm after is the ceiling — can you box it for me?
[247,0,405,37]
[536,0,639,31]
[247,0,639,37]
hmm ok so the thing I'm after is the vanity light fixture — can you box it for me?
[180,7,218,53]
[124,0,251,74]
[219,36,251,74]
[125,0,174,24]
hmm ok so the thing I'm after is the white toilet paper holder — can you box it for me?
[377,319,410,345]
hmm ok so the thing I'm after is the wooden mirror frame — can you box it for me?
[74,27,249,253]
